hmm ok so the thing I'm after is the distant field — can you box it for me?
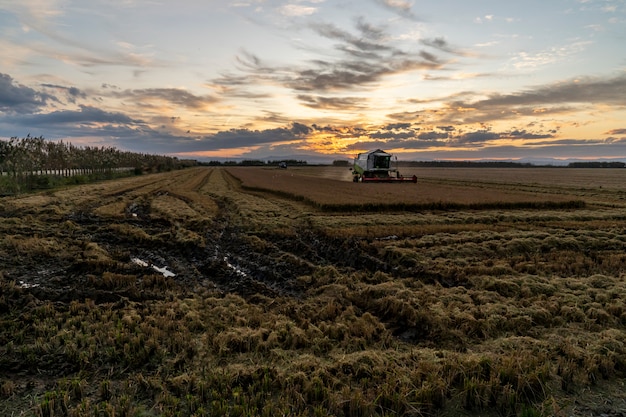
[280,165,626,190]
[226,166,587,211]
[408,167,626,190]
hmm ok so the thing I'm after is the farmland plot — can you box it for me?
[227,166,585,211]
[1,166,626,416]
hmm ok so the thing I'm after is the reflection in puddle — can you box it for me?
[223,256,248,278]
[132,257,176,277]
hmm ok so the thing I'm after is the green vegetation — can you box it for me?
[0,136,195,195]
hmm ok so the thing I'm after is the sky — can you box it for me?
[1,0,626,162]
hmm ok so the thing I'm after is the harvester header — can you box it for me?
[352,149,417,183]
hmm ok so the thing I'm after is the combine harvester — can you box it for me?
[352,149,417,183]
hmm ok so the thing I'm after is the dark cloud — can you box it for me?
[409,74,626,127]
[386,111,422,122]
[385,123,412,130]
[255,111,293,125]
[418,131,449,140]
[421,37,453,53]
[0,103,151,143]
[11,105,140,126]
[355,17,385,42]
[419,50,440,63]
[311,22,391,55]
[297,94,367,110]
[0,73,52,113]
[212,72,256,87]
[370,130,416,140]
[475,74,626,107]
[345,140,392,151]
[344,135,448,151]
[291,122,312,135]
[289,65,387,91]
[111,88,217,110]
[606,128,626,135]
[311,124,347,133]
[214,19,444,95]
[605,137,626,144]
[530,138,601,146]
[420,37,471,57]
[41,84,87,103]
[367,123,421,140]
[398,141,626,162]
[41,84,86,98]
[199,123,312,150]
[505,129,554,139]
[455,130,501,144]
[437,125,456,132]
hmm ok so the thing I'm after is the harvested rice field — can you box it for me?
[1,166,626,416]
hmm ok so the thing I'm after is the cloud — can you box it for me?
[0,103,154,144]
[504,129,554,139]
[385,122,412,130]
[0,73,52,113]
[420,37,470,56]
[311,21,391,54]
[417,131,449,140]
[297,95,368,110]
[2,1,160,70]
[454,130,501,144]
[199,123,311,150]
[484,75,626,106]
[374,0,419,20]
[111,88,218,110]
[41,83,87,103]
[370,130,416,140]
[606,128,626,135]
[279,4,318,17]
[437,126,456,132]
[0,104,314,155]
[386,110,422,122]
[11,105,140,126]
[509,40,592,70]
[422,74,626,126]
[214,19,445,95]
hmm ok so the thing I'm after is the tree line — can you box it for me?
[401,160,626,168]
[0,136,195,194]
[566,161,626,168]
[202,159,308,166]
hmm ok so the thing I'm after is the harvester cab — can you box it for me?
[352,149,417,183]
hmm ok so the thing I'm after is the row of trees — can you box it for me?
[203,159,308,166]
[0,136,194,194]
[567,161,626,168]
[402,160,626,168]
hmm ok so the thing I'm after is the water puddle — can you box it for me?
[132,257,176,277]
[223,256,248,278]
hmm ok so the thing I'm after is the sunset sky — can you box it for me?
[1,0,626,162]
